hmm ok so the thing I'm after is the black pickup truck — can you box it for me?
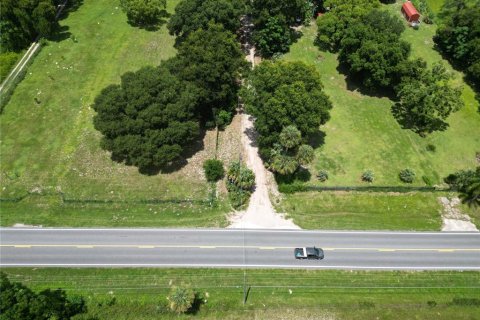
[294,247,324,260]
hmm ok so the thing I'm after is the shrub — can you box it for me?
[422,175,432,186]
[215,110,232,130]
[399,169,416,183]
[0,51,19,82]
[317,170,329,182]
[361,170,374,183]
[226,161,255,208]
[203,159,224,182]
[426,144,436,152]
[167,285,195,314]
[120,0,167,26]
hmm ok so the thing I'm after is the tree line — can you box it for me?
[316,0,464,136]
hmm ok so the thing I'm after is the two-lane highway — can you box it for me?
[1,228,480,270]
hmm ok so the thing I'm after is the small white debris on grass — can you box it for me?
[288,289,292,294]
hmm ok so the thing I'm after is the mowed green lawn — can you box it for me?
[0,0,230,227]
[283,5,480,187]
[3,268,479,319]
[277,191,443,230]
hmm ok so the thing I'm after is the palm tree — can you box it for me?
[459,177,480,208]
[168,286,195,314]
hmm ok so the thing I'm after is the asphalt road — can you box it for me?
[1,228,480,270]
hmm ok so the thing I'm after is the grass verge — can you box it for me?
[2,268,479,319]
[276,191,443,230]
[0,0,239,227]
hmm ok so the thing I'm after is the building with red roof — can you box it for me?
[401,1,420,24]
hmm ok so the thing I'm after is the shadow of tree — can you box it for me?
[186,292,205,315]
[47,25,72,43]
[126,11,170,32]
[308,130,326,149]
[391,102,449,136]
[336,62,397,100]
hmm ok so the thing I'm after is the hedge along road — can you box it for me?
[1,228,480,270]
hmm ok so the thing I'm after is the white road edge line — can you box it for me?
[1,228,479,235]
[1,263,480,270]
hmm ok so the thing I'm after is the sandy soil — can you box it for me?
[439,197,478,231]
[227,113,300,229]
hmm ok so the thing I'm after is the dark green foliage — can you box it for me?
[444,167,480,191]
[269,126,315,175]
[203,159,225,182]
[338,9,410,90]
[170,23,247,121]
[426,144,436,152]
[361,170,374,182]
[120,0,167,26]
[249,0,309,58]
[0,272,86,319]
[92,65,200,171]
[253,16,292,58]
[241,60,332,158]
[0,52,19,82]
[317,169,329,182]
[393,61,463,135]
[0,0,59,51]
[434,0,480,91]
[250,0,309,27]
[399,168,416,183]
[315,0,380,52]
[167,0,245,43]
[215,110,233,130]
[422,175,432,186]
[226,161,255,208]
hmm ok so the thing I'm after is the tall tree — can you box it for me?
[169,22,248,122]
[92,65,200,171]
[0,0,60,51]
[434,0,480,91]
[120,0,167,26]
[241,60,332,158]
[315,0,380,51]
[338,9,410,90]
[168,0,245,44]
[393,62,463,135]
[253,16,292,58]
[0,273,86,319]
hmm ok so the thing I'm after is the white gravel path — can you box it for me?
[227,113,300,229]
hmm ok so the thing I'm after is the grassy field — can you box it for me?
[426,0,445,14]
[3,268,479,319]
[276,191,444,230]
[0,0,240,227]
[283,3,480,188]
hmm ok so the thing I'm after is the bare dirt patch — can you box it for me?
[439,197,478,231]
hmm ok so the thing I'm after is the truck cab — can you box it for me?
[294,247,324,260]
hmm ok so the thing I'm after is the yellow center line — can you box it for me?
[137,246,155,249]
[14,245,31,248]
[438,249,455,252]
[199,246,216,249]
[378,249,396,252]
[259,247,276,250]
[76,245,94,249]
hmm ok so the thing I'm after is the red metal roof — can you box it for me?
[402,1,420,19]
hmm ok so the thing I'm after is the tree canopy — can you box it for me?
[0,273,86,320]
[170,22,248,121]
[92,65,200,171]
[434,0,480,91]
[338,9,410,90]
[167,0,245,44]
[315,0,380,51]
[0,0,59,52]
[253,16,292,58]
[120,0,167,26]
[393,61,463,135]
[241,61,332,158]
